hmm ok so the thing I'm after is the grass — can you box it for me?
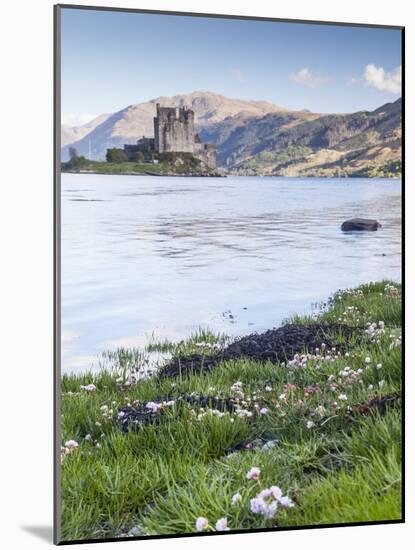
[60,280,402,541]
[61,158,216,176]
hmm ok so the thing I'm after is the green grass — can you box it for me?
[61,158,215,176]
[60,280,402,541]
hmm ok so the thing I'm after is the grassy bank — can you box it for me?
[61,159,219,177]
[60,281,402,541]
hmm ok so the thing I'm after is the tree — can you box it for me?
[106,148,127,163]
[66,154,88,170]
[131,151,145,163]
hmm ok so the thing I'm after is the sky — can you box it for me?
[60,7,402,127]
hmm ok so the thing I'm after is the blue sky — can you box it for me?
[61,7,402,126]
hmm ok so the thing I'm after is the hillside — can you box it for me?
[61,91,286,161]
[199,98,402,177]
[61,93,401,177]
[61,113,111,147]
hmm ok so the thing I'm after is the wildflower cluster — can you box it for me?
[365,321,385,342]
[287,344,341,369]
[61,439,79,463]
[194,467,294,532]
[389,330,402,350]
[115,364,157,388]
[100,404,114,420]
[145,399,175,413]
[80,383,97,392]
[384,283,400,298]
[337,305,362,325]
[337,365,364,387]
[194,341,221,351]
[335,288,365,301]
[195,516,229,532]
[250,486,294,518]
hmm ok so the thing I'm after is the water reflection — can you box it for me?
[61,174,401,373]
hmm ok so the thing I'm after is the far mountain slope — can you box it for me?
[61,93,401,177]
[61,91,287,160]
[61,113,111,147]
[198,98,401,176]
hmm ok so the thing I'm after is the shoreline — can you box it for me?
[60,281,402,540]
[61,169,400,180]
[61,169,226,177]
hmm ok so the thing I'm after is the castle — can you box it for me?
[124,104,217,169]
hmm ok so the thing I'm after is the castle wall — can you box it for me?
[152,103,217,169]
[194,144,217,170]
[154,105,196,154]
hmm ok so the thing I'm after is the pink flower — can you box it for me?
[246,467,261,480]
[195,517,209,532]
[250,497,267,514]
[215,517,229,531]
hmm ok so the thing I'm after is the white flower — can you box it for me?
[250,497,267,514]
[84,434,93,442]
[306,420,315,429]
[379,380,385,388]
[265,385,273,392]
[270,486,283,500]
[259,407,269,415]
[338,394,348,401]
[215,517,229,531]
[365,357,371,364]
[80,383,96,392]
[264,500,278,518]
[195,517,209,532]
[279,495,295,508]
[246,466,261,480]
[376,363,382,369]
[64,439,79,450]
[146,401,162,413]
[279,393,286,401]
[231,492,242,505]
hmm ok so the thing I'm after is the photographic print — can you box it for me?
[55,5,403,544]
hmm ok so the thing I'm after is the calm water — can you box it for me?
[61,174,401,373]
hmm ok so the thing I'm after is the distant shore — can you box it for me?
[62,169,225,178]
[61,159,225,178]
[61,167,400,179]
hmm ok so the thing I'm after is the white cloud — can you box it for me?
[62,112,98,127]
[290,67,332,88]
[363,64,401,94]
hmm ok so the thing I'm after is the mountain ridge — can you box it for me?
[61,92,401,177]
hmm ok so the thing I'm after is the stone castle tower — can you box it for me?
[154,104,195,153]
[153,104,217,169]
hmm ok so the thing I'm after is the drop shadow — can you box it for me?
[21,525,53,543]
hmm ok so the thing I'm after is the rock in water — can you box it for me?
[341,218,381,231]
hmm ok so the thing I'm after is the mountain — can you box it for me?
[61,92,401,177]
[199,98,402,176]
[61,91,287,160]
[61,113,111,148]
